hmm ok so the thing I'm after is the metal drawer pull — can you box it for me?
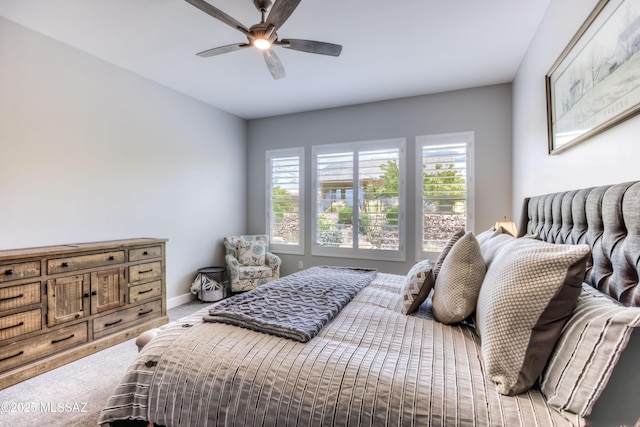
[0,351,24,363]
[0,321,24,332]
[51,334,75,344]
[108,256,115,261]
[0,293,24,302]
[104,319,123,327]
[138,269,154,274]
[61,262,69,267]
[4,269,13,275]
[138,309,153,316]
[138,288,153,295]
[143,251,149,255]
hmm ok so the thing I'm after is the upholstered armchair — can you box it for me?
[223,235,281,292]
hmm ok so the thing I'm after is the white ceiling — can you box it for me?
[0,0,551,119]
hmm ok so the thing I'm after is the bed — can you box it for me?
[99,181,640,427]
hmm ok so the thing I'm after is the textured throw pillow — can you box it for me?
[237,241,266,266]
[541,284,640,417]
[432,232,486,324]
[433,228,465,278]
[400,260,435,315]
[476,238,590,395]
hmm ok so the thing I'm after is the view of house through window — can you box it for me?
[313,139,405,260]
[266,148,304,254]
[417,132,473,258]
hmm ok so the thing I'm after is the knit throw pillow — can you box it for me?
[432,232,486,324]
[476,238,590,395]
[433,228,465,278]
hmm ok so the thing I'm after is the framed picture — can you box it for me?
[546,0,640,154]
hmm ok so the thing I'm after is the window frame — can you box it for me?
[415,131,475,261]
[266,147,305,255]
[311,138,406,261]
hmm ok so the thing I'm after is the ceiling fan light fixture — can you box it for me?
[253,38,272,50]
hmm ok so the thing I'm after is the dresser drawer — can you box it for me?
[47,251,125,274]
[0,282,41,312]
[129,280,162,304]
[0,261,41,284]
[129,246,162,262]
[0,322,88,373]
[93,300,161,339]
[0,309,42,341]
[128,262,162,285]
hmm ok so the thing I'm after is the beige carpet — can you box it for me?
[0,299,205,427]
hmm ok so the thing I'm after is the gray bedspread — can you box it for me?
[203,266,377,342]
[99,273,584,427]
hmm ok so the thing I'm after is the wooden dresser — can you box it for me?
[0,238,168,389]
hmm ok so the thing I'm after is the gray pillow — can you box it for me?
[432,232,486,324]
[476,238,590,395]
[433,228,465,278]
[540,284,640,416]
[400,260,435,315]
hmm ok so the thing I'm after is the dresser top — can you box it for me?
[0,238,167,260]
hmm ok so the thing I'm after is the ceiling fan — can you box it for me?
[184,0,343,79]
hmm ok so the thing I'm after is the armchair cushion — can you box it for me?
[237,240,266,266]
[238,265,273,280]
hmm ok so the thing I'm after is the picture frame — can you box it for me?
[546,0,640,154]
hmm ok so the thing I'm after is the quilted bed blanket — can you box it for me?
[203,266,377,342]
[99,272,583,427]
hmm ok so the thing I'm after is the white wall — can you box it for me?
[247,84,513,276]
[0,17,247,303]
[512,0,640,216]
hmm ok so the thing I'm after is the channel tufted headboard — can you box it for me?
[518,181,640,307]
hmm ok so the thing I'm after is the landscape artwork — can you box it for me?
[547,0,640,153]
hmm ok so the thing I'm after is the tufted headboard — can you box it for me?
[517,181,640,307]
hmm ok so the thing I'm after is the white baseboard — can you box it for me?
[167,292,196,309]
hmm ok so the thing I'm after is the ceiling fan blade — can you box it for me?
[196,43,250,57]
[265,0,301,31]
[184,0,250,35]
[278,39,342,57]
[263,49,286,80]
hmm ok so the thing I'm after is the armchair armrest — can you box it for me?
[266,252,281,279]
[225,253,241,284]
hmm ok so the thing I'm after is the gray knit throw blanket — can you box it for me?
[203,266,377,342]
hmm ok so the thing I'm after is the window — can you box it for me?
[416,132,474,260]
[312,138,405,261]
[266,148,304,255]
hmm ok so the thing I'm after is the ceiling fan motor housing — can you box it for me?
[249,23,277,45]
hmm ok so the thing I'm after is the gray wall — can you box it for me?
[0,17,247,304]
[512,0,640,215]
[247,84,513,276]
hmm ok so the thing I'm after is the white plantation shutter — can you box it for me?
[312,138,405,261]
[416,132,474,259]
[266,148,304,254]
